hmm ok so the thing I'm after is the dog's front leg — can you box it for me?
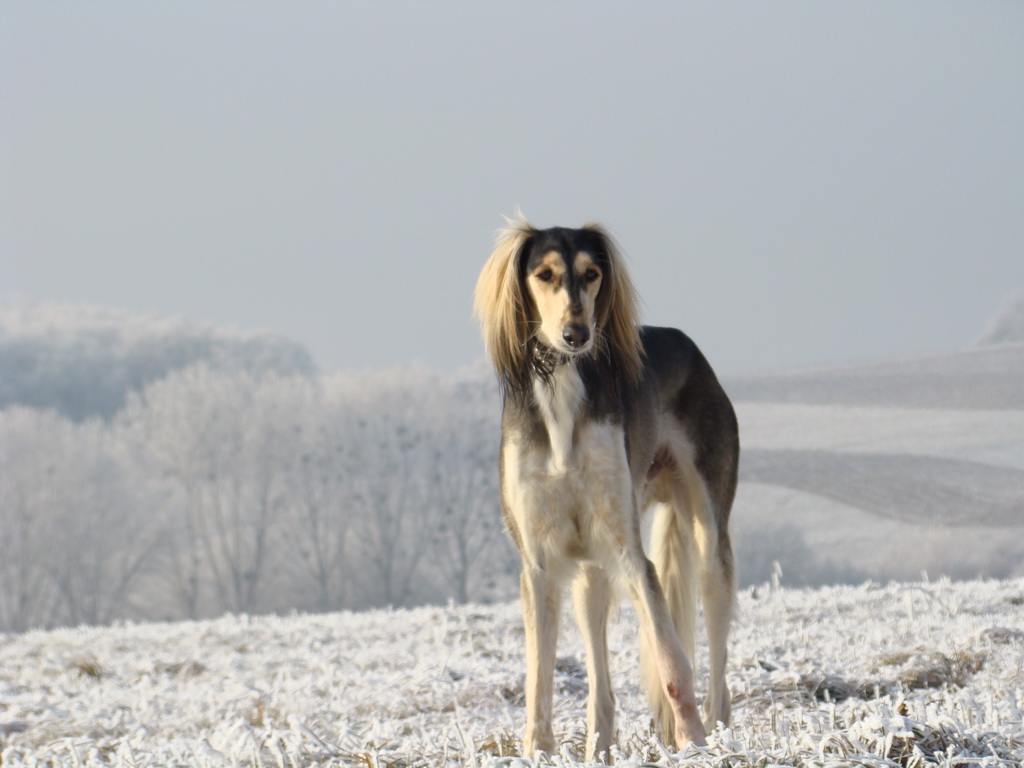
[520,565,560,756]
[572,565,615,760]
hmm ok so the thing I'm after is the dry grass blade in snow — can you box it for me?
[1,578,1023,767]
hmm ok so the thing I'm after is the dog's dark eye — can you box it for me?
[535,269,554,283]
[584,268,601,283]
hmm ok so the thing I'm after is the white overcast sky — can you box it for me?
[2,1,1022,376]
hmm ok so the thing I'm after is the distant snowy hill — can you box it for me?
[978,287,1024,346]
[728,342,1024,410]
[725,341,1024,585]
[0,302,316,419]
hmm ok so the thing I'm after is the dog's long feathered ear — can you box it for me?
[584,222,644,386]
[474,215,535,392]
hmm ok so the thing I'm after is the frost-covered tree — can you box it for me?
[0,408,164,630]
[276,369,511,610]
[278,379,357,612]
[343,370,442,608]
[125,365,306,615]
[421,377,509,603]
[48,420,165,626]
[0,409,64,630]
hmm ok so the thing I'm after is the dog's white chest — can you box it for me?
[502,419,634,570]
[532,365,585,475]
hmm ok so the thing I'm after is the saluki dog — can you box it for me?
[474,217,739,759]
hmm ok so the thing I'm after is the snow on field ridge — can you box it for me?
[1,578,1022,767]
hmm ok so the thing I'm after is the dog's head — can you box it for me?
[521,226,607,356]
[474,215,642,393]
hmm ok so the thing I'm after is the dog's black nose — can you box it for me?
[562,324,590,348]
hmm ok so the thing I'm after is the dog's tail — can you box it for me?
[640,499,698,743]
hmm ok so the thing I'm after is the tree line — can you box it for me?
[0,364,518,632]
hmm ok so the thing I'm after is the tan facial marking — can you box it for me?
[530,251,566,283]
[574,252,603,292]
[527,251,603,353]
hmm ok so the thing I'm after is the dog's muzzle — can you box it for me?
[562,323,591,349]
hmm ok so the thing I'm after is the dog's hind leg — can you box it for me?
[643,500,698,743]
[520,566,561,756]
[693,493,735,732]
[572,564,615,760]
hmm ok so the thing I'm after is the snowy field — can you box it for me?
[727,343,1024,585]
[2,578,1022,767]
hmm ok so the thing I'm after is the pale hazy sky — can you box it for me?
[3,2,1022,376]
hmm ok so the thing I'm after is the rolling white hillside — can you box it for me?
[727,341,1024,585]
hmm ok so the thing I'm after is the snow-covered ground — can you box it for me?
[2,577,1022,767]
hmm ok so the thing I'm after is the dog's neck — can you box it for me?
[530,349,585,475]
[529,341,569,381]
